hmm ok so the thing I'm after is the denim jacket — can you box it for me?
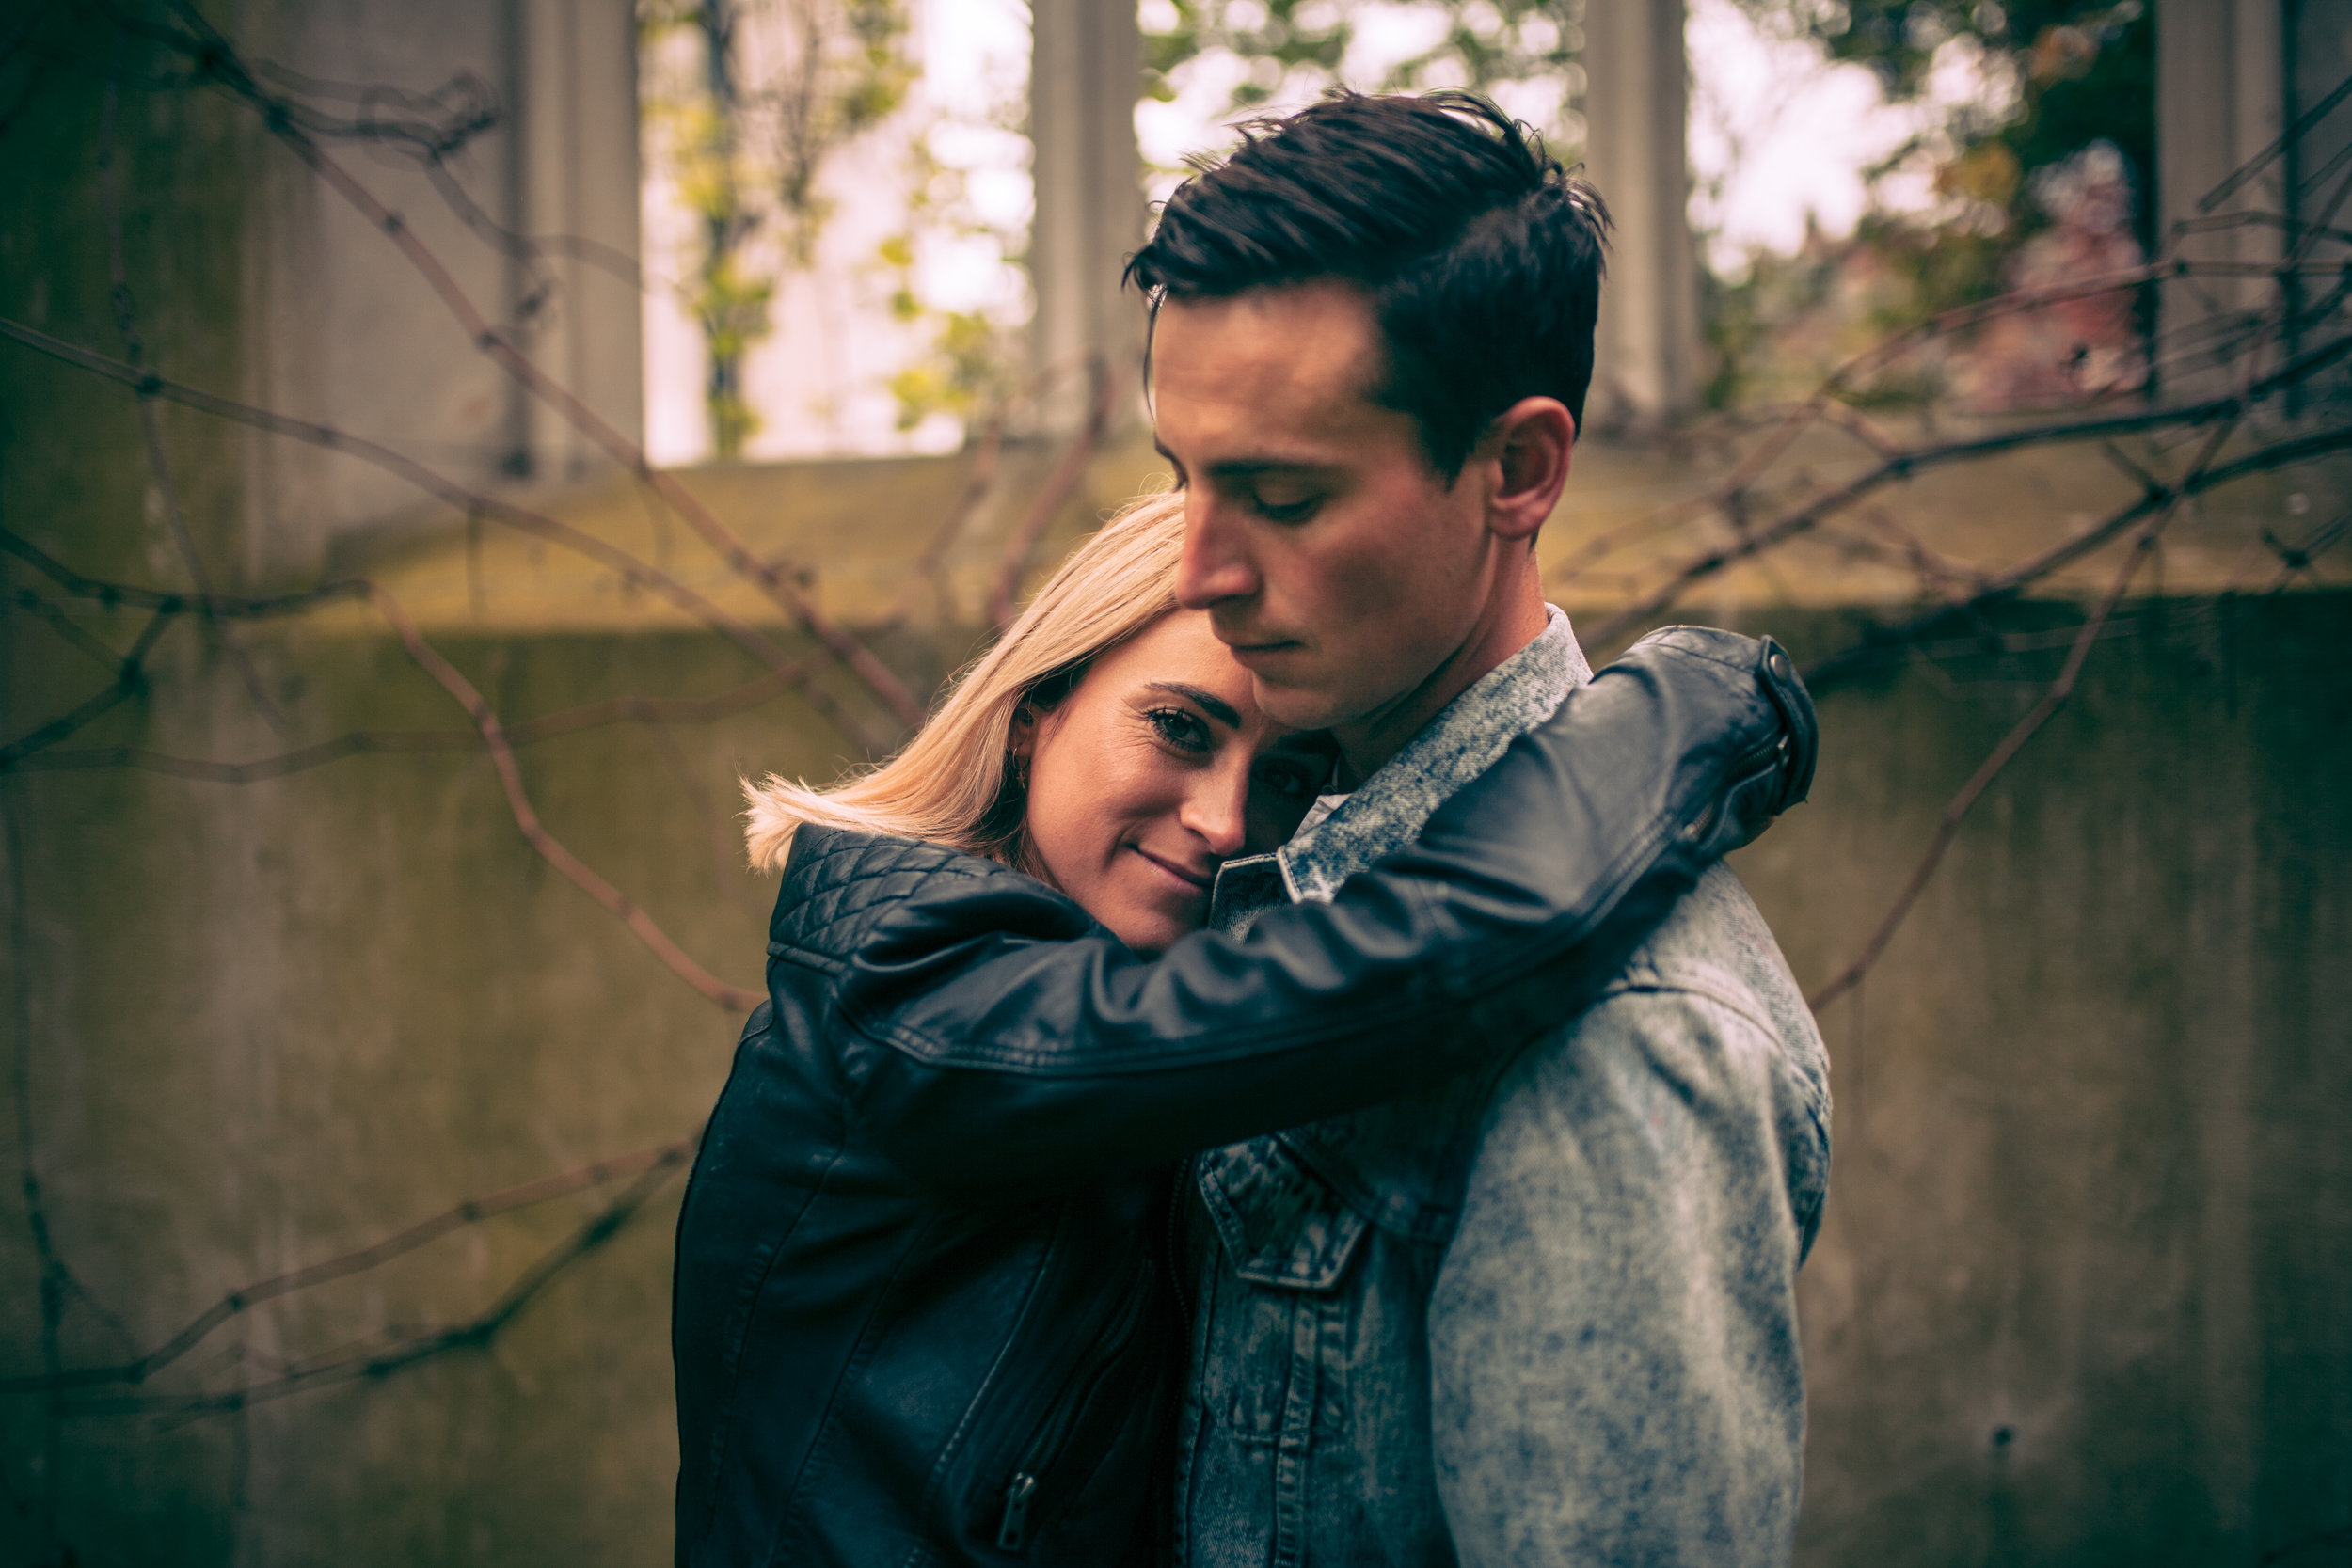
[1172,610,1833,1568]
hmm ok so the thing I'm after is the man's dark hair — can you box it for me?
[1126,89,1610,481]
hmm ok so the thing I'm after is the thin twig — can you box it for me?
[0,521,365,618]
[3,582,136,673]
[163,5,923,733]
[0,602,169,768]
[1585,353,2352,650]
[0,1135,695,1393]
[885,412,1005,626]
[362,584,760,1012]
[14,670,804,783]
[987,356,1114,630]
[1807,419,2239,1011]
[0,317,883,756]
[99,38,285,731]
[55,1154,690,1418]
[2198,71,2352,214]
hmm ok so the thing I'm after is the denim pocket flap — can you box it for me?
[1196,1137,1368,1291]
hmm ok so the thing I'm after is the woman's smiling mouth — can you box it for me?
[1132,844,1216,895]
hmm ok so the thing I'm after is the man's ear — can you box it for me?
[1483,396,1576,544]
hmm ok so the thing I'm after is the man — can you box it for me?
[1129,91,1832,1565]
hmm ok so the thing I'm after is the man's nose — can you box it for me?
[1174,495,1258,611]
[1179,760,1251,860]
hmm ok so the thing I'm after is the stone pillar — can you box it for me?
[1027,0,1145,432]
[1580,0,1702,434]
[243,0,644,578]
[2153,0,2287,392]
[515,0,646,483]
[2287,0,2352,195]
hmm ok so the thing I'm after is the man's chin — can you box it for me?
[1248,672,1356,735]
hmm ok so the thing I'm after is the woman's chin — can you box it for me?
[1084,853,1220,952]
[1101,900,1202,956]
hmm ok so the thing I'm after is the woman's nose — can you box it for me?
[1179,763,1250,858]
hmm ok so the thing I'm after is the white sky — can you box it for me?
[644,0,2003,462]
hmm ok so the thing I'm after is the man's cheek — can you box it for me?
[1312,551,1421,654]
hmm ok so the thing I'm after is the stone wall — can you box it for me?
[2,589,2345,1564]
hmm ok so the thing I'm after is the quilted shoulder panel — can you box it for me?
[770,826,1010,961]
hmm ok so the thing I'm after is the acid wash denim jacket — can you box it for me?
[1171,609,1833,1568]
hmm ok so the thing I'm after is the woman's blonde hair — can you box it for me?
[744,489,1188,872]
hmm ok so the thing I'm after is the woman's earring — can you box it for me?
[1008,706,1038,797]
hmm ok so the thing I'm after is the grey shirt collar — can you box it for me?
[1208,607,1589,926]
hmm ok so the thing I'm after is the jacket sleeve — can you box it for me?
[1428,971,1820,1567]
[836,626,1818,1191]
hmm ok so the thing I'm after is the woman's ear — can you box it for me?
[1009,705,1039,765]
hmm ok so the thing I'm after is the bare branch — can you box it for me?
[99,40,285,730]
[0,317,885,756]
[159,5,925,733]
[361,584,760,1012]
[14,671,804,784]
[988,356,1116,631]
[0,1136,695,1394]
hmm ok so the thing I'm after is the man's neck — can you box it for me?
[1328,581,1551,787]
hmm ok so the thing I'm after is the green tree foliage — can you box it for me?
[640,0,916,456]
[1144,0,1353,111]
[1777,0,2152,270]
[1143,0,1585,139]
[1140,0,2151,414]
[1704,0,2151,407]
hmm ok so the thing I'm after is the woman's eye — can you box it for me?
[1255,765,1315,800]
[1146,707,1211,753]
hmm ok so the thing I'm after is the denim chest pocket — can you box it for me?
[1196,1137,1368,1291]
[1193,1138,1368,1454]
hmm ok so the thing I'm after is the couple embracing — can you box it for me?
[672,90,1831,1568]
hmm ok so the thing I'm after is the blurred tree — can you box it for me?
[1752,0,2149,300]
[1703,0,2152,407]
[1143,0,1587,144]
[1136,0,2150,416]
[640,0,916,456]
[872,60,1030,437]
[1143,0,1354,113]
[1802,0,2149,204]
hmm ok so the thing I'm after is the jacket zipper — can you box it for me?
[995,1266,1154,1552]
[1163,1157,1193,1347]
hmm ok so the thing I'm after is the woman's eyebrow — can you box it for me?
[1143,681,1241,727]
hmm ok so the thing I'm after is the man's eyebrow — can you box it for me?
[1152,439,1332,481]
[1200,456,1331,480]
[1144,682,1242,727]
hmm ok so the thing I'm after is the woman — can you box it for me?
[674,493,1812,1566]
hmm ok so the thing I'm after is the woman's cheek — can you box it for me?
[1094,737,1172,844]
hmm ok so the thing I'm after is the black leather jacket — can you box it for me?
[672,627,1818,1567]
